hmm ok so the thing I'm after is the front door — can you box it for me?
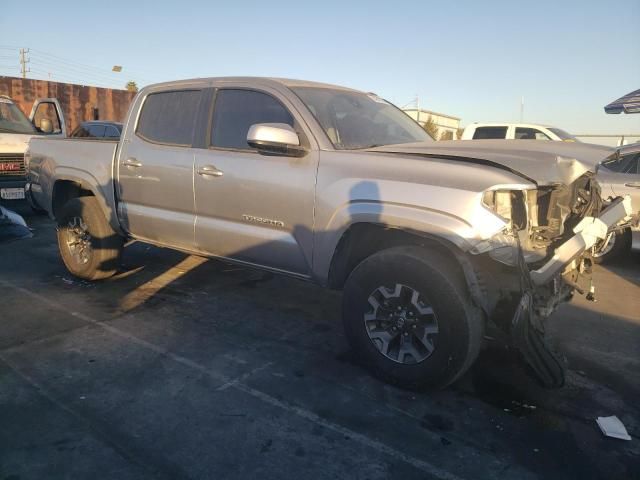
[117,88,204,250]
[193,87,318,275]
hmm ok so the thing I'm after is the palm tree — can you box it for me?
[126,81,138,93]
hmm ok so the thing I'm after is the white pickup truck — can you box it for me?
[0,96,65,206]
[461,123,579,142]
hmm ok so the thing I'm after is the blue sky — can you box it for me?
[2,0,639,133]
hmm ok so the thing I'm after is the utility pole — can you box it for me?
[520,96,524,123]
[19,48,30,79]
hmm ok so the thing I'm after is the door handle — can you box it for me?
[624,182,640,188]
[123,157,142,168]
[197,165,224,177]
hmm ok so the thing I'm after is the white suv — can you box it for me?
[461,123,579,142]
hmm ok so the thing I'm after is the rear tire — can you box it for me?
[342,246,483,391]
[57,196,123,280]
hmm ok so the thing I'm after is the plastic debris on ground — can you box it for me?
[596,416,632,441]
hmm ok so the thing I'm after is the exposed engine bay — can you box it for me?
[469,173,632,387]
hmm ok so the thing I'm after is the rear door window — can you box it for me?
[622,153,640,174]
[136,90,202,146]
[472,126,507,139]
[105,126,121,138]
[71,125,91,137]
[515,127,550,140]
[602,152,639,173]
[88,124,106,137]
[210,89,294,150]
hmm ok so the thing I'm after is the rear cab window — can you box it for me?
[136,90,202,146]
[472,126,508,139]
[210,89,294,150]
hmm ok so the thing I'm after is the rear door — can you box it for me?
[116,88,204,250]
[193,86,319,275]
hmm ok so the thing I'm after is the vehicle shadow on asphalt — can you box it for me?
[6,204,640,479]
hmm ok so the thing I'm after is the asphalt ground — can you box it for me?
[1,203,638,480]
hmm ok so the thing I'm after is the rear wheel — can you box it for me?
[57,196,123,280]
[342,246,483,390]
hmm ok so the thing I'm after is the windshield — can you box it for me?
[0,98,37,134]
[548,127,579,142]
[291,87,432,149]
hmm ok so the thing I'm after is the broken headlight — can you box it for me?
[472,187,537,266]
[482,189,530,230]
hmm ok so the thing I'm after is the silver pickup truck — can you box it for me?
[26,77,634,390]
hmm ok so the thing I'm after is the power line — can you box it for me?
[2,45,159,88]
[29,48,156,84]
[29,56,127,85]
[19,48,30,78]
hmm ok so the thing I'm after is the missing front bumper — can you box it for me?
[530,196,633,285]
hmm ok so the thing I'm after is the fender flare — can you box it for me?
[51,167,124,235]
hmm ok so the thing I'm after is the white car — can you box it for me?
[461,123,579,142]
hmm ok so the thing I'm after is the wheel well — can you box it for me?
[52,180,94,220]
[327,223,466,290]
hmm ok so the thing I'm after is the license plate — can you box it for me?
[0,188,25,200]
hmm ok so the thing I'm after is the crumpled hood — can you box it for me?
[369,140,614,186]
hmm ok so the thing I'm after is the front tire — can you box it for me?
[57,196,123,280]
[592,229,631,264]
[342,246,483,391]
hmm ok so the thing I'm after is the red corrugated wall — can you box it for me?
[0,76,136,135]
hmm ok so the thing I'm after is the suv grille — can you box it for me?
[0,153,26,177]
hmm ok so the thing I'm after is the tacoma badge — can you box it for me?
[242,214,285,228]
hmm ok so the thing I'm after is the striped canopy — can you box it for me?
[604,89,640,114]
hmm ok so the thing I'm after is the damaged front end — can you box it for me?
[469,172,633,387]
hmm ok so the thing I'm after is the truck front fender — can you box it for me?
[313,200,479,283]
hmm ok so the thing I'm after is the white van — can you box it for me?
[461,123,579,142]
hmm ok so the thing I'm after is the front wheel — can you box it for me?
[57,196,123,280]
[592,229,631,264]
[342,246,484,391]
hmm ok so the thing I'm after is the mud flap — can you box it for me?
[511,291,565,388]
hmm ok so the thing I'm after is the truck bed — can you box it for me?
[27,138,120,229]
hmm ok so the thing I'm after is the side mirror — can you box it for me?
[247,123,306,156]
[39,118,53,134]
